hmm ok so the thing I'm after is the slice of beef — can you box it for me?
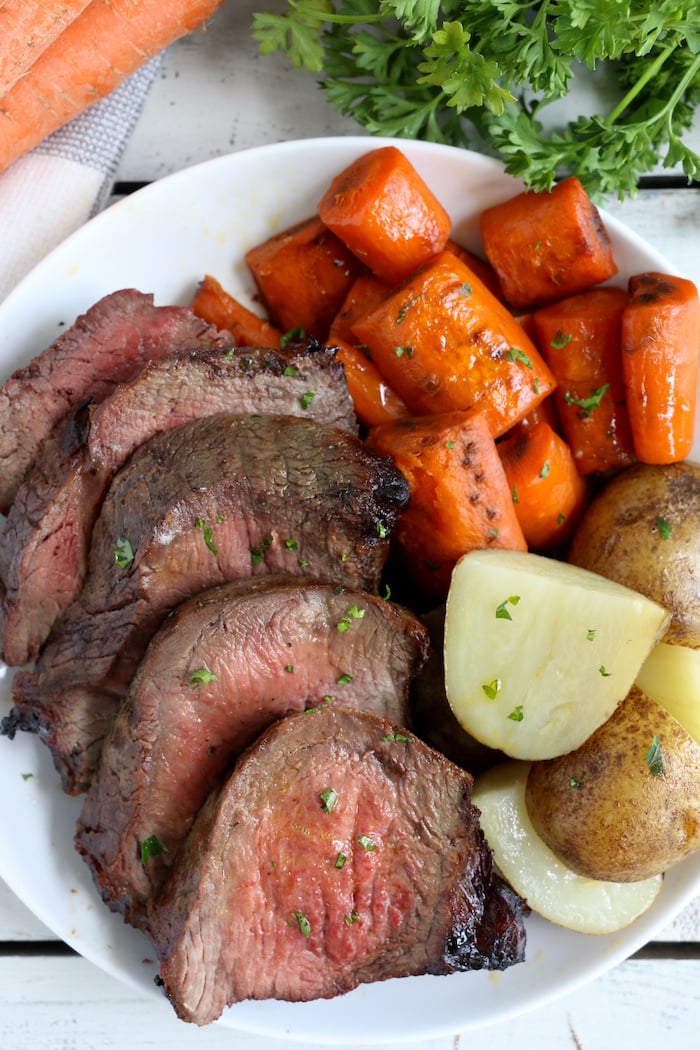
[0,343,356,666]
[4,413,408,794]
[0,289,231,512]
[148,705,527,1025]
[75,576,430,929]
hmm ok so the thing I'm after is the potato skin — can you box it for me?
[567,461,700,647]
[525,686,700,882]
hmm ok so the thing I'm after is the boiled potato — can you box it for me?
[637,642,700,744]
[473,761,662,935]
[525,686,700,882]
[567,461,700,647]
[444,549,669,760]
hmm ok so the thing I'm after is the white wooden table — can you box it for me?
[2,3,700,1047]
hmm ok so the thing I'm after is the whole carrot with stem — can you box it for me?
[0,1,92,96]
[0,0,226,172]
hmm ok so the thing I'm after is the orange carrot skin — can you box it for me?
[0,1,92,96]
[191,275,282,348]
[498,420,589,551]
[245,216,367,341]
[621,272,700,464]
[367,410,527,601]
[0,0,226,172]
[352,250,556,437]
[317,146,452,285]
[479,177,618,310]
[330,338,410,428]
[445,239,504,301]
[533,287,636,474]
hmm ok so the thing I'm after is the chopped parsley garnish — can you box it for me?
[482,678,502,701]
[382,731,413,743]
[20,772,33,781]
[299,390,316,410]
[140,835,167,864]
[459,282,472,298]
[599,665,612,677]
[539,460,550,479]
[285,664,294,673]
[345,910,360,925]
[644,733,665,777]
[334,851,347,870]
[291,910,311,937]
[512,483,519,504]
[504,346,532,368]
[396,295,421,323]
[284,537,298,550]
[445,439,456,449]
[656,516,672,539]
[336,605,365,633]
[337,672,353,685]
[550,331,572,350]
[376,521,388,539]
[283,364,300,376]
[250,537,272,565]
[357,834,377,852]
[563,384,611,418]
[188,668,217,690]
[496,595,520,620]
[195,517,220,556]
[394,345,414,358]
[319,787,339,813]
[586,628,596,641]
[114,536,134,569]
[507,705,524,722]
[569,775,586,788]
[280,326,305,347]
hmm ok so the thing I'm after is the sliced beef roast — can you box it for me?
[4,413,408,794]
[0,343,356,665]
[0,289,231,513]
[149,705,527,1025]
[76,576,430,928]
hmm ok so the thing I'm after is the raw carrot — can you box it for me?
[497,420,589,551]
[317,146,452,285]
[366,410,527,601]
[191,275,282,348]
[0,1,92,96]
[351,249,556,437]
[245,215,367,341]
[533,286,636,474]
[326,277,409,427]
[331,338,409,428]
[479,177,618,310]
[621,272,700,464]
[0,0,226,172]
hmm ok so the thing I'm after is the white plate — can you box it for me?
[1,138,699,1044]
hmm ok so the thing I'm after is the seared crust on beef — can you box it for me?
[149,705,527,1025]
[75,576,429,928]
[4,414,408,794]
[0,343,355,666]
[0,290,230,513]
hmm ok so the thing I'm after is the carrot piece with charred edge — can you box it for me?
[326,276,409,427]
[245,215,366,342]
[191,275,282,348]
[533,287,636,475]
[0,0,226,173]
[351,250,556,438]
[479,177,618,311]
[366,410,527,602]
[446,239,504,301]
[497,420,589,551]
[621,272,700,464]
[0,1,92,96]
[318,146,452,285]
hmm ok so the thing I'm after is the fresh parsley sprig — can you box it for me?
[252,0,700,198]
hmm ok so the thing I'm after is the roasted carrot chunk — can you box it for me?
[318,146,452,285]
[621,272,700,464]
[352,250,556,437]
[330,338,409,428]
[533,286,636,474]
[245,216,366,341]
[497,420,589,551]
[366,411,526,601]
[328,275,391,344]
[191,275,282,348]
[479,177,618,310]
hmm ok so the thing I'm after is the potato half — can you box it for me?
[526,686,700,882]
[567,461,700,647]
[444,549,669,760]
[473,761,662,935]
